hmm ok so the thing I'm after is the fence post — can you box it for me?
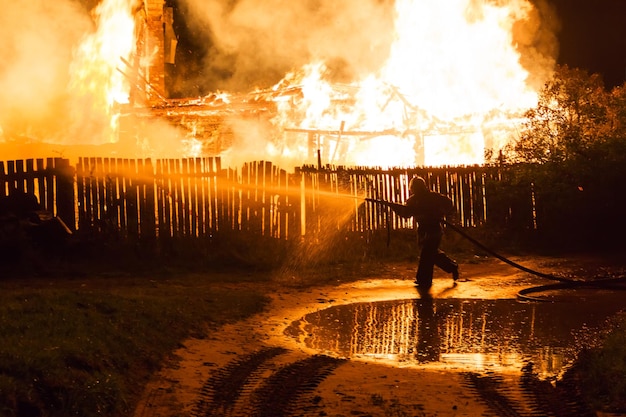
[55,158,76,231]
[141,159,156,241]
[0,161,5,196]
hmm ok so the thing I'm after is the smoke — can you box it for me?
[0,0,562,168]
[0,0,193,162]
[514,0,561,90]
[177,0,396,93]
[0,1,92,143]
[177,0,559,95]
[176,0,561,167]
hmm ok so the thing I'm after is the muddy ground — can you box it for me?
[133,255,626,417]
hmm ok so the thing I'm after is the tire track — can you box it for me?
[192,347,288,417]
[248,354,347,417]
[192,348,346,417]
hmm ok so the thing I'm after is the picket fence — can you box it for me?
[1,157,533,242]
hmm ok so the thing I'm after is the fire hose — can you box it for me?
[365,198,626,300]
[441,219,626,301]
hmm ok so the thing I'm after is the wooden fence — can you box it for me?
[1,157,535,243]
[73,157,299,241]
[0,158,75,226]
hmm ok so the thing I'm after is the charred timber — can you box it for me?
[284,127,414,139]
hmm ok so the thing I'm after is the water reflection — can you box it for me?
[285,294,626,378]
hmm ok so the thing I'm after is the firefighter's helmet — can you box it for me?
[409,176,428,195]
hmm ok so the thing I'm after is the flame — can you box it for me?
[68,0,138,143]
[270,0,543,168]
[1,0,552,168]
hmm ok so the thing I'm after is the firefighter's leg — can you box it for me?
[435,251,459,281]
[415,234,439,289]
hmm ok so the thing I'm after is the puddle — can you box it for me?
[285,291,626,378]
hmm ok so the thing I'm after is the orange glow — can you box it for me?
[269,0,544,167]
[1,0,553,167]
[68,0,138,142]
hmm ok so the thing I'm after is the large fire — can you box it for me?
[68,0,138,142]
[268,0,546,167]
[0,0,556,168]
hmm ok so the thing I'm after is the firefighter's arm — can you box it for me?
[365,198,413,218]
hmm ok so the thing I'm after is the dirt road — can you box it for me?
[133,256,625,417]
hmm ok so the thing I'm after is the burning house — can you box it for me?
[120,0,532,166]
[0,0,557,168]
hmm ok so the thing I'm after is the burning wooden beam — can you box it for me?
[283,127,404,138]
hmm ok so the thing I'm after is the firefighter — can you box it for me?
[388,176,459,290]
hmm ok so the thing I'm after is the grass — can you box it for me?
[0,272,270,417]
[1,232,625,416]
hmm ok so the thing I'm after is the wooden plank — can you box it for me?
[54,158,75,230]
[249,161,258,234]
[196,158,206,236]
[75,158,86,230]
[215,158,225,233]
[142,159,156,240]
[96,158,106,227]
[35,159,46,211]
[221,166,230,233]
[195,158,204,236]
[288,172,299,238]
[24,159,36,203]
[189,158,198,237]
[246,165,253,231]
[164,159,174,239]
[181,158,191,237]
[161,159,171,237]
[383,169,393,229]
[224,159,234,233]
[6,161,16,192]
[44,158,55,215]
[206,157,216,233]
[174,159,183,237]
[263,161,272,237]
[155,159,168,239]
[169,159,180,238]
[90,157,100,229]
[216,157,224,233]
[240,162,249,233]
[84,158,94,229]
[14,160,25,193]
[308,170,318,236]
[116,159,127,235]
[232,166,241,233]
[109,159,121,235]
[278,165,285,238]
[299,171,307,236]
[259,161,266,235]
[126,159,139,238]
[0,161,5,197]
[276,167,285,239]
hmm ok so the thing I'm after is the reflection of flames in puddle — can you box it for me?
[285,297,626,379]
[0,0,556,168]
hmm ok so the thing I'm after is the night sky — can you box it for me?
[551,0,626,89]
